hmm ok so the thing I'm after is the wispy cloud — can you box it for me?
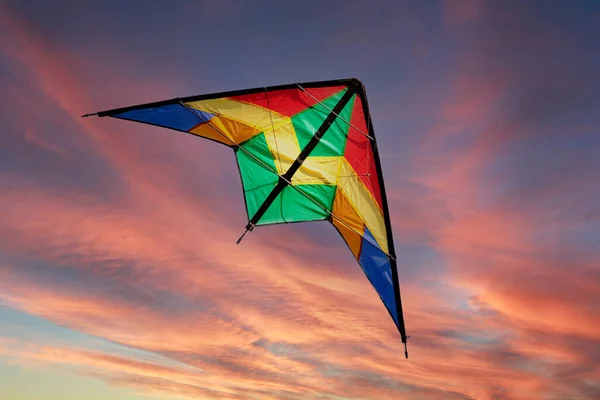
[1,1,599,400]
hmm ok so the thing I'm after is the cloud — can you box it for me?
[1,1,599,400]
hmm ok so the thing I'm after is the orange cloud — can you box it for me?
[1,2,599,400]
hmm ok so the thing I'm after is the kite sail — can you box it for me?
[83,78,409,357]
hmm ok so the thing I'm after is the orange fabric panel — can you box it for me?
[189,116,261,145]
[332,189,365,259]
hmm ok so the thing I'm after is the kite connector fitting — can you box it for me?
[236,222,255,244]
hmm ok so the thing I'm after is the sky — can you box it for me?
[1,0,599,399]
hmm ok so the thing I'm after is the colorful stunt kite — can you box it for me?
[83,78,409,357]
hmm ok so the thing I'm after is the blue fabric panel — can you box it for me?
[114,103,214,132]
[359,227,398,326]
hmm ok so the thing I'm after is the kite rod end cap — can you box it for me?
[402,335,410,359]
[236,223,255,245]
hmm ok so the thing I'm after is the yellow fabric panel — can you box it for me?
[189,116,261,145]
[332,189,365,259]
[291,156,341,185]
[338,159,388,253]
[186,97,388,254]
[263,121,302,174]
[261,122,342,181]
[185,98,290,137]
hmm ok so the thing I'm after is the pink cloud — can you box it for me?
[1,2,599,400]
[442,0,485,27]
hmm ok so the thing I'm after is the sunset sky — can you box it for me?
[1,1,599,399]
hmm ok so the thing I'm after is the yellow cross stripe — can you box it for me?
[263,121,302,174]
[287,156,388,253]
[185,99,303,173]
[338,159,388,253]
[185,98,291,136]
[185,97,387,251]
[189,115,261,145]
[291,156,341,185]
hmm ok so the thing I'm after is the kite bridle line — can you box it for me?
[170,100,393,259]
[299,83,375,222]
[358,84,409,356]
[291,173,371,182]
[264,87,287,223]
[241,86,357,235]
[297,84,375,141]
[264,87,284,180]
[83,80,408,355]
[173,95,396,261]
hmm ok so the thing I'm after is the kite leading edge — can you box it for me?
[83,78,410,358]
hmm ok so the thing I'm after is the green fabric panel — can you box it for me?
[319,94,355,156]
[292,89,353,157]
[258,184,337,225]
[236,132,278,219]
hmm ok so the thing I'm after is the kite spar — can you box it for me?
[83,78,410,358]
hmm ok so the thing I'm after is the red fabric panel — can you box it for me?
[343,96,383,210]
[230,86,347,117]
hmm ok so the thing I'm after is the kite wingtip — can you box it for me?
[81,113,97,118]
[236,223,255,244]
[403,335,410,359]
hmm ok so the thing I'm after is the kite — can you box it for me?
[83,78,409,357]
